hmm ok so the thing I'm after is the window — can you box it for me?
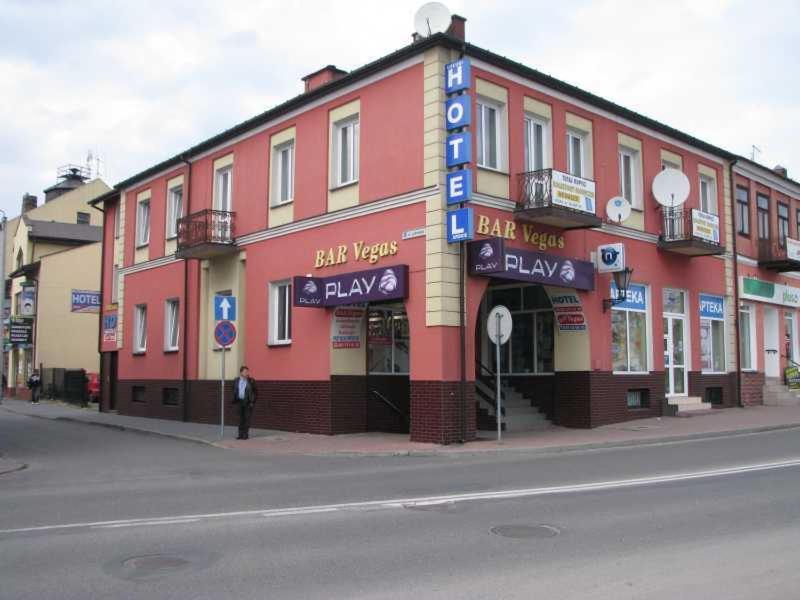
[269,280,292,345]
[626,389,649,409]
[273,141,294,205]
[215,166,232,212]
[367,310,410,374]
[477,99,501,169]
[699,175,717,215]
[114,204,120,239]
[700,294,725,373]
[132,386,146,403]
[566,129,585,177]
[736,186,750,235]
[619,146,641,209]
[77,211,90,225]
[611,283,649,373]
[164,299,179,351]
[136,199,150,247]
[111,265,119,304]
[134,304,147,353]
[524,115,549,172]
[162,387,179,406]
[778,203,789,247]
[166,185,183,239]
[757,194,770,240]
[334,116,359,186]
[662,158,681,171]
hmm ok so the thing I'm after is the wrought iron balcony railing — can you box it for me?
[515,168,600,230]
[176,209,235,256]
[757,238,800,271]
[659,208,720,244]
[517,168,554,209]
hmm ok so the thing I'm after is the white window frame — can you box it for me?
[739,303,756,371]
[164,299,180,352]
[699,174,717,215]
[476,98,504,171]
[273,140,295,206]
[611,284,651,375]
[700,297,726,374]
[166,184,183,239]
[523,114,550,172]
[111,265,119,304]
[114,204,120,239]
[619,146,642,209]
[268,280,292,345]
[215,166,233,212]
[134,304,147,353]
[333,116,359,187]
[136,199,150,247]
[566,129,586,178]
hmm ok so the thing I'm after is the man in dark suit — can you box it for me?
[232,365,257,440]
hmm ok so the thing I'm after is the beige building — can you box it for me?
[3,169,108,398]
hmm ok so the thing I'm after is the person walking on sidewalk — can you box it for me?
[232,366,257,440]
[27,370,42,404]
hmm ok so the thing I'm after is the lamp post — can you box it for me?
[603,267,634,312]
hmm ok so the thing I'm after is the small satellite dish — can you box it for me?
[414,2,451,37]
[652,168,690,208]
[606,196,632,223]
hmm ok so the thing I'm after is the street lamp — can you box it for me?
[603,267,634,312]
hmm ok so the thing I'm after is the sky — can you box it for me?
[1,0,798,218]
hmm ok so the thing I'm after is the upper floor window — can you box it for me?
[77,211,90,225]
[111,265,119,304]
[164,299,179,351]
[662,159,681,171]
[778,203,790,247]
[477,99,502,170]
[114,204,120,239]
[699,175,717,215]
[735,186,750,236]
[524,115,549,172]
[268,280,292,345]
[757,194,770,240]
[273,141,295,205]
[134,304,147,353]
[215,166,232,212]
[618,146,642,209]
[166,185,183,239]
[334,116,359,187]
[136,199,150,247]
[566,129,586,178]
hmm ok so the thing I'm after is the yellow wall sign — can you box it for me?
[476,215,565,250]
[315,240,399,269]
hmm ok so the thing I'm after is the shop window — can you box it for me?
[134,304,147,353]
[739,304,755,371]
[699,175,717,215]
[488,286,553,374]
[136,199,150,247]
[333,116,359,186]
[477,98,504,170]
[162,387,179,406]
[736,186,750,236]
[757,194,769,240]
[268,280,292,345]
[524,114,550,172]
[611,283,648,373]
[699,294,725,373]
[566,129,586,177]
[367,309,409,375]
[164,299,179,351]
[626,389,649,409]
[273,140,295,205]
[166,185,183,239]
[778,203,789,247]
[132,386,146,403]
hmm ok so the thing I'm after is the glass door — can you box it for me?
[663,316,687,396]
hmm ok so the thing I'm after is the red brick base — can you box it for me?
[410,380,476,444]
[740,371,765,406]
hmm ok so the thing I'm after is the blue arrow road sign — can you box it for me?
[446,207,474,243]
[214,320,237,347]
[214,295,237,321]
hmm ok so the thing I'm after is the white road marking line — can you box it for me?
[3,457,800,535]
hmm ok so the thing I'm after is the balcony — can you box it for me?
[176,209,236,259]
[658,208,724,257]
[514,168,601,230]
[758,238,800,272]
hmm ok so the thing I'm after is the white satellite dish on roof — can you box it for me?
[606,196,632,223]
[652,168,690,208]
[414,2,451,37]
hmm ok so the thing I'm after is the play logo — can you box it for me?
[559,260,575,283]
[379,269,398,294]
[303,280,318,295]
[479,242,494,259]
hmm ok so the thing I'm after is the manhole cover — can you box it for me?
[490,524,561,539]
[104,550,219,581]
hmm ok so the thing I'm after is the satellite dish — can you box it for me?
[414,2,451,37]
[652,168,690,208]
[606,196,632,223]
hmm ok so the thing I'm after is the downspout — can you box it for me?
[181,156,192,422]
[730,159,743,407]
[90,199,106,411]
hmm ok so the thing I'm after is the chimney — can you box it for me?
[302,65,348,93]
[447,14,466,41]
[21,193,38,213]
[774,165,788,179]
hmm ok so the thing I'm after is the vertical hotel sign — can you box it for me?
[444,58,474,243]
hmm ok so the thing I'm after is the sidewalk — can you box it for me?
[4,398,800,457]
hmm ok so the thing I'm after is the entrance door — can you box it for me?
[663,316,687,395]
[784,312,796,364]
[764,307,780,377]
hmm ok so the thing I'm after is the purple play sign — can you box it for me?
[294,265,409,308]
[468,237,594,291]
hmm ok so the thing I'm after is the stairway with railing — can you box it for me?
[475,361,551,432]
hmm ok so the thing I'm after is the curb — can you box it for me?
[0,461,27,476]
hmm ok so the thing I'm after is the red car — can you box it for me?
[86,372,100,404]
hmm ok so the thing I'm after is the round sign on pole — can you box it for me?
[487,305,512,345]
[214,320,237,347]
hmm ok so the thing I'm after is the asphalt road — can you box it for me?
[2,409,800,599]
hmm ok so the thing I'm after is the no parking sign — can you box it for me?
[214,320,237,347]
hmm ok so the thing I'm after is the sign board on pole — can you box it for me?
[214,320,237,347]
[487,305,512,345]
[214,295,237,321]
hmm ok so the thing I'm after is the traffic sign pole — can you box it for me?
[220,345,226,440]
[496,312,502,442]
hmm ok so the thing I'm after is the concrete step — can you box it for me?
[667,396,704,406]
[675,408,716,417]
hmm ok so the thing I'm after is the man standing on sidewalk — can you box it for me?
[27,370,42,404]
[232,366,257,440]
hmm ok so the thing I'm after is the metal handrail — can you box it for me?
[176,209,235,249]
[474,360,506,416]
[370,389,408,425]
